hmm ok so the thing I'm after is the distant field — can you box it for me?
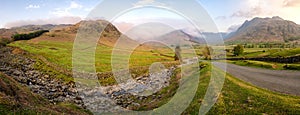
[227,47,300,58]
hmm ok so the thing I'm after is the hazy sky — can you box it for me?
[1,0,300,32]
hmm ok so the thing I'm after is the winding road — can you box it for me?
[213,62,300,96]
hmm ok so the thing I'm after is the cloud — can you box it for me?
[113,22,135,33]
[231,6,266,18]
[4,16,81,28]
[283,0,300,7]
[51,8,72,17]
[84,8,93,12]
[229,0,300,21]
[50,1,83,17]
[227,24,241,32]
[230,0,281,19]
[134,0,155,6]
[221,0,300,32]
[26,4,40,9]
[133,0,165,6]
[69,1,83,9]
[215,16,227,20]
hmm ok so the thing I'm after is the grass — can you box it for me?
[270,48,300,57]
[227,47,300,58]
[7,39,300,114]
[228,60,300,70]
[9,40,174,72]
[228,60,282,70]
[106,61,300,114]
[9,41,74,71]
[33,58,74,82]
[182,63,300,114]
[8,40,177,85]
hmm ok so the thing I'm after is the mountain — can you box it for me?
[226,16,300,43]
[153,29,228,46]
[154,29,205,46]
[21,20,142,49]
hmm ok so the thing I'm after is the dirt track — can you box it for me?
[213,62,300,96]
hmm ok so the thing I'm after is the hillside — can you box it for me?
[0,24,71,39]
[11,24,71,33]
[227,16,300,43]
[0,24,72,46]
[27,20,141,48]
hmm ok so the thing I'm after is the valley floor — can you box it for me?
[1,45,300,114]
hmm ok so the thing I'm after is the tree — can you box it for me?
[233,44,244,56]
[202,46,213,60]
[12,30,49,41]
[174,46,182,62]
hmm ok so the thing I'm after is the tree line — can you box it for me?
[12,30,49,41]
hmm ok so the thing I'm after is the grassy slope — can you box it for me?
[0,73,91,115]
[182,64,300,114]
[9,40,174,73]
[8,39,178,86]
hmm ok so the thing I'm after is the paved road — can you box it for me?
[213,62,300,96]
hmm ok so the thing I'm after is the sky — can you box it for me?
[1,0,300,32]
